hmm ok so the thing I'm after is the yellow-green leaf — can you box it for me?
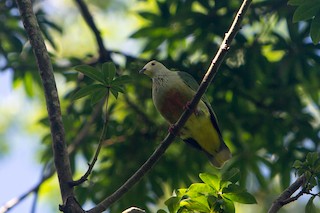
[199,173,220,191]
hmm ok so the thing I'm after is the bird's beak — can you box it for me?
[139,68,146,74]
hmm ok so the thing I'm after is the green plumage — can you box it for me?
[140,60,231,167]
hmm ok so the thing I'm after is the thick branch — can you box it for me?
[15,0,74,206]
[74,0,111,62]
[87,1,252,212]
[268,175,306,213]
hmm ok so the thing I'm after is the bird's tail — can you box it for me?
[205,142,232,168]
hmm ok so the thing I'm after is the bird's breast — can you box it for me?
[152,77,193,123]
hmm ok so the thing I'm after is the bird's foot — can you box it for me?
[183,101,199,116]
[168,124,176,135]
[183,101,192,111]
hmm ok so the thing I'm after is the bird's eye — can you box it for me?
[151,62,155,66]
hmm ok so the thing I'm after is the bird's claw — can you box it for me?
[168,124,176,135]
[183,101,199,116]
[183,101,192,111]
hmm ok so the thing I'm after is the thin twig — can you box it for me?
[70,90,110,186]
[268,175,306,213]
[87,1,252,212]
[31,190,39,213]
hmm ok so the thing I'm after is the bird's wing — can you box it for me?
[177,71,222,136]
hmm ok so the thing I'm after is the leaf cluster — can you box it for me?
[160,169,256,213]
[73,62,131,104]
[293,152,320,192]
[292,152,320,213]
[288,0,320,44]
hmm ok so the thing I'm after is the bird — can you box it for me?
[139,60,231,167]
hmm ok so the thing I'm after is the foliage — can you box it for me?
[288,0,320,44]
[161,169,256,213]
[1,0,320,212]
[293,152,320,213]
[72,62,131,103]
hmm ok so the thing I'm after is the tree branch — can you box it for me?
[15,0,75,208]
[268,175,306,213]
[73,0,111,62]
[87,1,252,212]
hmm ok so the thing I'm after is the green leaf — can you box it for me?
[305,171,312,181]
[207,195,218,209]
[309,177,318,189]
[179,198,210,212]
[223,191,257,204]
[164,197,180,213]
[222,184,257,204]
[110,85,125,99]
[293,160,303,169]
[111,75,132,86]
[305,196,317,213]
[90,88,107,106]
[114,85,125,93]
[102,62,116,84]
[199,173,220,191]
[222,198,235,213]
[175,189,188,197]
[110,88,119,99]
[72,84,106,100]
[306,152,319,166]
[74,65,105,83]
[186,183,213,197]
[292,3,320,23]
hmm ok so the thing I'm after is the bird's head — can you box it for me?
[139,60,167,78]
